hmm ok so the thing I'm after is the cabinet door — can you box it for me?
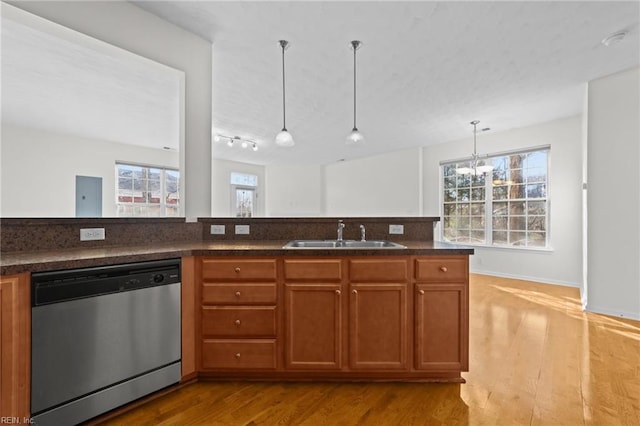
[415,283,468,371]
[349,284,407,370]
[0,273,30,418]
[284,284,343,370]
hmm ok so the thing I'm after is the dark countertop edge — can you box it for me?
[0,216,441,226]
[0,241,473,275]
[197,216,441,223]
[0,217,187,226]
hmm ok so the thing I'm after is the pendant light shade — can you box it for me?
[456,120,494,175]
[275,40,294,147]
[346,40,364,145]
[275,129,294,147]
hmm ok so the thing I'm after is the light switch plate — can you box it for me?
[389,224,404,235]
[210,225,226,235]
[235,225,250,235]
[80,228,105,241]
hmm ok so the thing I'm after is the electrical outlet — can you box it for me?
[80,228,105,241]
[210,225,226,235]
[389,224,404,235]
[235,225,250,235]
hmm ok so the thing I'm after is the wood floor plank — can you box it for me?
[97,274,640,426]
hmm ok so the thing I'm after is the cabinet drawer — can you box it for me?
[349,259,409,282]
[415,257,467,283]
[202,259,277,281]
[284,259,343,281]
[202,339,277,370]
[202,306,276,337]
[202,283,277,305]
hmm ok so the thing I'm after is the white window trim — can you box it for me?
[115,162,180,217]
[439,145,551,250]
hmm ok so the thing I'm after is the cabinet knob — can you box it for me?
[235,319,241,326]
[335,290,341,295]
[235,291,241,297]
[440,266,448,273]
[234,267,241,273]
[352,289,358,295]
[419,289,425,295]
[235,353,241,359]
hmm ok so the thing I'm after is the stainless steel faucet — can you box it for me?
[360,224,366,241]
[337,220,345,241]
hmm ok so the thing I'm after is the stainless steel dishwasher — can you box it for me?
[31,259,181,426]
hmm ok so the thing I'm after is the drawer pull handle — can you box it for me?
[235,291,241,297]
[235,319,241,326]
[234,267,241,273]
[440,266,448,273]
[419,289,425,295]
[235,353,241,359]
[335,290,341,295]
[352,289,358,295]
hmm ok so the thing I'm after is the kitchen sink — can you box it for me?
[283,240,406,249]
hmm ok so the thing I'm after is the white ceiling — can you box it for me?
[133,0,639,166]
[3,2,639,166]
[1,5,183,151]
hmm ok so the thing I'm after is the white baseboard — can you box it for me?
[584,304,640,321]
[470,268,582,288]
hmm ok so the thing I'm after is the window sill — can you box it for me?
[436,240,554,253]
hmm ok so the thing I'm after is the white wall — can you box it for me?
[423,115,584,287]
[265,165,325,217]
[211,159,265,217]
[1,125,178,217]
[324,148,423,217]
[586,67,640,320]
[11,1,212,217]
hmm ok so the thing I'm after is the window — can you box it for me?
[442,147,549,248]
[116,163,180,217]
[230,172,258,217]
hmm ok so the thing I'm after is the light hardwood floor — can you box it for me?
[99,274,640,425]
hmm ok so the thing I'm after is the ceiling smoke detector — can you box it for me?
[601,31,628,47]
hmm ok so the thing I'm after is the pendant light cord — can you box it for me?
[353,45,357,130]
[281,43,287,131]
[473,122,477,155]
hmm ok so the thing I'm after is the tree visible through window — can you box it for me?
[442,148,549,248]
[116,163,180,217]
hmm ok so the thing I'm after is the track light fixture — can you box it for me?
[215,134,258,152]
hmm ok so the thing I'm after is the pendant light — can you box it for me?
[346,40,364,145]
[274,40,294,147]
[456,120,494,175]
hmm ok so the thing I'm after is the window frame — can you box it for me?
[439,145,551,251]
[229,172,259,217]
[115,161,180,217]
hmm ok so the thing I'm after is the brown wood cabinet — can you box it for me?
[283,258,410,372]
[349,283,408,370]
[0,273,30,418]
[348,259,409,370]
[284,259,344,370]
[414,256,469,372]
[284,283,343,370]
[197,254,469,382]
[199,258,278,371]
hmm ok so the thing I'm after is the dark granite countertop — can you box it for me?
[0,240,473,275]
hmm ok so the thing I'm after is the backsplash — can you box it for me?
[198,217,438,242]
[0,217,438,253]
[0,218,201,253]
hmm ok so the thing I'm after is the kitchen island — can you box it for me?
[0,217,472,419]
